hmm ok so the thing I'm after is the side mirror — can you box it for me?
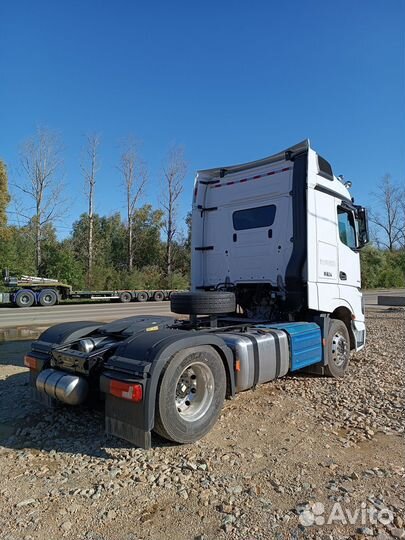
[355,206,369,248]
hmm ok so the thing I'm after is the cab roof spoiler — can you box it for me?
[198,139,310,178]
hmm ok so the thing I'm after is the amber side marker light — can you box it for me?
[109,380,143,402]
[24,355,37,369]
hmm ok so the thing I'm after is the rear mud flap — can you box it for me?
[105,415,151,449]
[104,392,151,449]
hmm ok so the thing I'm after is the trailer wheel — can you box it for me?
[324,319,350,377]
[170,291,236,315]
[137,291,148,302]
[15,290,35,308]
[154,346,226,444]
[153,291,165,302]
[119,291,132,303]
[39,289,58,307]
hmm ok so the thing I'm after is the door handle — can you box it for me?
[340,271,347,280]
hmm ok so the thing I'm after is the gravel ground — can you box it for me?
[0,310,404,540]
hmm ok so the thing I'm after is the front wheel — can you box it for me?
[324,319,350,377]
[154,346,226,443]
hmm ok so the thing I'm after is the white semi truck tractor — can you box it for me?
[24,140,369,448]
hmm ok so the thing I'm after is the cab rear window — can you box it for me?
[233,205,276,230]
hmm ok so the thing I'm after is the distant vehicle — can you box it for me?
[0,269,176,307]
[24,140,369,449]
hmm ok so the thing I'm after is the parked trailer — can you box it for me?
[24,140,369,449]
[0,271,177,307]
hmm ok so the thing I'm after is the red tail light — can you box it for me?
[24,355,38,370]
[109,380,143,402]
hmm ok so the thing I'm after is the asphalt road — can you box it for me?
[362,288,405,305]
[0,289,404,335]
[0,301,175,331]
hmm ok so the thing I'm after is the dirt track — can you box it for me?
[0,310,404,540]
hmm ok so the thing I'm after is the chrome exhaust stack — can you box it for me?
[36,369,88,405]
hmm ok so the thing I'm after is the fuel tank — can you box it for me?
[36,368,88,405]
[221,329,289,392]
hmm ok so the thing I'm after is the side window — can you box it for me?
[233,205,276,231]
[337,207,356,249]
[318,155,333,180]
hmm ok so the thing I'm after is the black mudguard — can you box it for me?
[101,329,235,449]
[34,321,104,349]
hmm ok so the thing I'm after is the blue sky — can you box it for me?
[1,0,404,238]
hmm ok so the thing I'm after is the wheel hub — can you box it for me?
[175,362,214,422]
[331,332,348,367]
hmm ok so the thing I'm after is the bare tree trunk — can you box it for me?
[82,134,100,287]
[161,146,187,283]
[370,174,403,251]
[119,138,147,273]
[17,127,64,274]
[128,213,133,272]
[166,197,173,277]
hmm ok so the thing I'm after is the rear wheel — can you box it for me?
[153,291,165,302]
[15,290,35,308]
[39,289,58,307]
[119,291,132,303]
[137,291,148,302]
[154,346,226,443]
[170,291,236,315]
[324,319,350,377]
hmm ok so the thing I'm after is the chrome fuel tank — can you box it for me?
[221,329,289,392]
[36,368,88,405]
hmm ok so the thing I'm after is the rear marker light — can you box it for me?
[109,380,143,402]
[24,355,37,370]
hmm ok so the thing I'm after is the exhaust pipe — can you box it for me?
[36,369,88,405]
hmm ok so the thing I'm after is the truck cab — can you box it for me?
[24,140,369,449]
[192,139,368,350]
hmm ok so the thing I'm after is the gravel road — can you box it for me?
[0,309,404,540]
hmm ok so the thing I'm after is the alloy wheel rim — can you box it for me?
[175,362,214,422]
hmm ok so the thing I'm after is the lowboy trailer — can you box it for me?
[24,140,369,449]
[0,271,176,307]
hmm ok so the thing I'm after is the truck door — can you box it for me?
[336,205,361,302]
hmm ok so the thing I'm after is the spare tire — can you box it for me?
[170,291,236,315]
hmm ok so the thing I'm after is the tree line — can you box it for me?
[0,127,190,291]
[0,128,404,290]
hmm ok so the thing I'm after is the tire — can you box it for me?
[324,319,351,377]
[154,346,226,444]
[170,291,236,315]
[15,290,35,308]
[39,289,58,307]
[137,291,148,302]
[119,291,132,303]
[153,291,165,302]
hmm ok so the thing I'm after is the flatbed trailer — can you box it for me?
[0,271,178,307]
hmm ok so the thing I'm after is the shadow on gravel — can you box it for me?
[0,346,175,458]
[0,339,32,366]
